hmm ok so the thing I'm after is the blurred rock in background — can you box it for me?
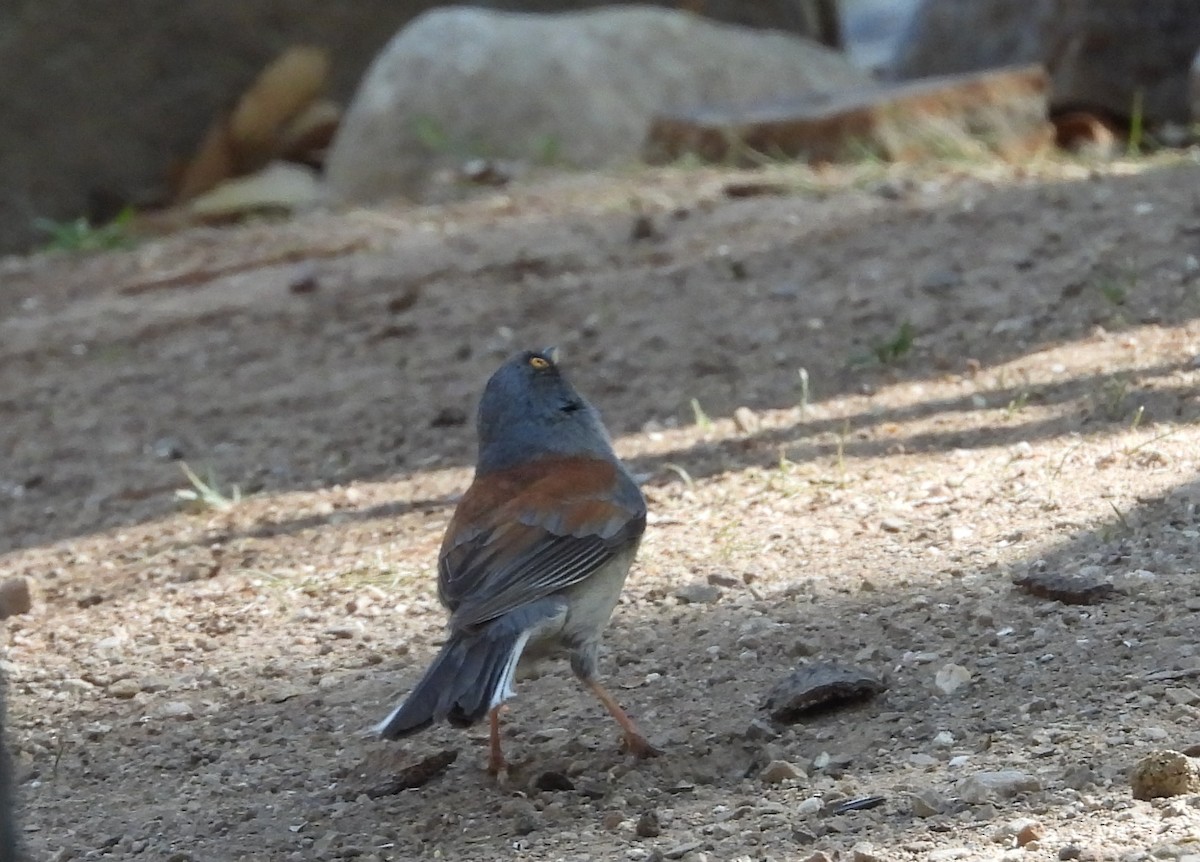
[325,7,870,206]
[0,0,844,255]
[891,0,1200,126]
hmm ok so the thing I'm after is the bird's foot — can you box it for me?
[622,732,664,759]
[487,750,509,777]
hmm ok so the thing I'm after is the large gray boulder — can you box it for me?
[325,6,871,204]
[891,0,1200,124]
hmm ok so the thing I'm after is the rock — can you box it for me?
[934,664,972,695]
[674,582,722,605]
[1013,571,1115,605]
[533,771,575,792]
[733,407,761,435]
[155,701,195,720]
[1061,764,1098,790]
[107,678,142,699]
[909,789,947,817]
[744,719,780,741]
[646,65,1050,166]
[797,796,823,816]
[765,662,886,722]
[894,0,1200,125]
[0,578,31,619]
[185,162,320,219]
[1130,750,1200,800]
[663,840,702,860]
[430,406,468,429]
[0,0,844,253]
[889,0,1047,80]
[761,760,806,784]
[365,749,458,796]
[1165,687,1200,707]
[0,1,419,254]
[326,7,869,203]
[958,770,1041,803]
[1045,1,1200,124]
[928,850,973,862]
[1017,822,1045,847]
[635,810,661,838]
[851,842,882,862]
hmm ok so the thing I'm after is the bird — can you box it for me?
[376,348,659,773]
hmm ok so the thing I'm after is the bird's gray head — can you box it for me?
[475,349,615,473]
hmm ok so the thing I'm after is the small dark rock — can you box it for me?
[630,213,657,241]
[663,841,702,860]
[513,812,539,835]
[636,810,661,838]
[744,718,780,741]
[288,272,320,294]
[366,749,458,796]
[0,577,32,619]
[674,582,721,604]
[387,290,419,314]
[1013,571,1115,605]
[430,407,468,428]
[577,781,607,799]
[150,436,185,460]
[765,662,886,722]
[920,269,962,295]
[76,590,105,612]
[460,158,512,186]
[706,572,741,588]
[533,770,575,792]
[723,181,789,198]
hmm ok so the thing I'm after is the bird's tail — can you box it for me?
[375,625,531,739]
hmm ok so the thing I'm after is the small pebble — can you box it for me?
[909,789,947,817]
[0,577,32,619]
[636,810,661,838]
[732,406,760,434]
[107,678,141,699]
[663,840,701,860]
[761,760,806,784]
[934,664,972,695]
[674,583,721,604]
[156,701,195,720]
[959,770,1041,803]
[796,796,823,816]
[1017,822,1044,847]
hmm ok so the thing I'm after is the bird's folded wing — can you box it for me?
[438,457,646,629]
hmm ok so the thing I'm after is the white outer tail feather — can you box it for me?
[372,628,533,736]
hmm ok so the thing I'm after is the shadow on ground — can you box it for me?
[20,465,1200,860]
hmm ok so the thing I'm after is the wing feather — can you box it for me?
[437,456,645,629]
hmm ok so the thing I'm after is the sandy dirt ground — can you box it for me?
[3,154,1200,862]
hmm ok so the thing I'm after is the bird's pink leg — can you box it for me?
[585,679,662,759]
[487,706,507,775]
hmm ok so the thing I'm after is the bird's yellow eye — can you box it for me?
[529,356,551,370]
